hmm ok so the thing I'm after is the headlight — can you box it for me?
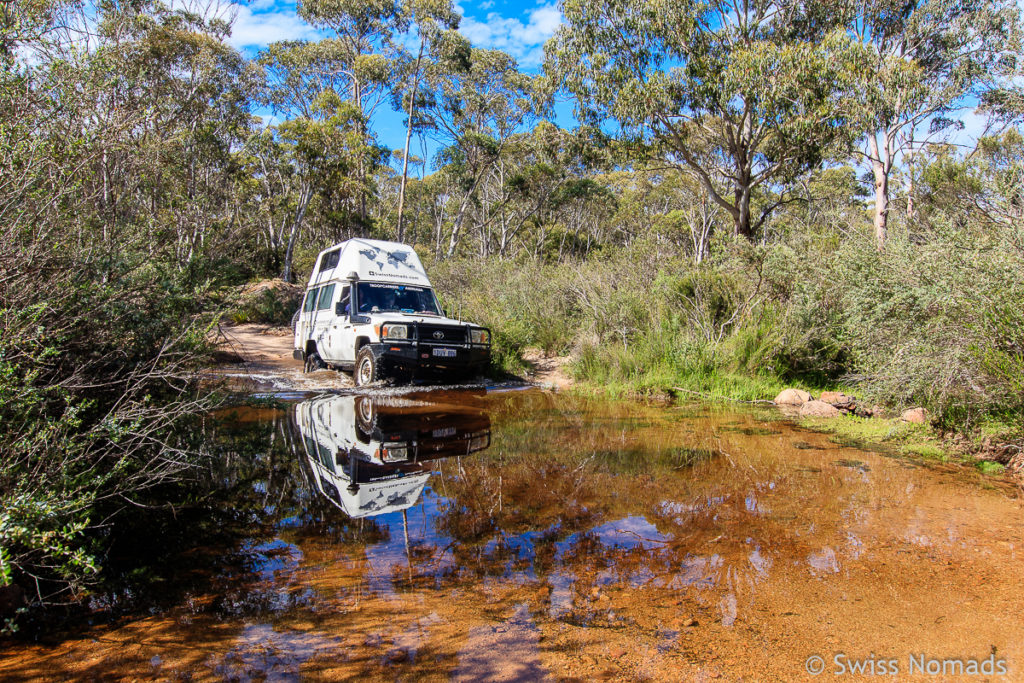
[382,324,408,340]
[470,328,490,344]
[382,443,411,462]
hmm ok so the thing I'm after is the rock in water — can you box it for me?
[800,400,842,418]
[775,388,813,406]
[901,407,929,424]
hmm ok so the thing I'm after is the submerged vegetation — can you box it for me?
[1,0,1023,629]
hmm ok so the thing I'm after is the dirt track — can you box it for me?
[208,323,571,393]
[207,323,352,392]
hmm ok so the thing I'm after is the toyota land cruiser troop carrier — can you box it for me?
[293,239,491,386]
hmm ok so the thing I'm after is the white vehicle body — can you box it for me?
[294,394,491,518]
[292,239,490,385]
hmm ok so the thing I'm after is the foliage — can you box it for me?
[229,282,303,326]
[834,209,1024,427]
[842,0,1021,246]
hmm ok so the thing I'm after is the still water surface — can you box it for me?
[2,388,1022,681]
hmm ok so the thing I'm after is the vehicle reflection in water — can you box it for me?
[295,394,491,519]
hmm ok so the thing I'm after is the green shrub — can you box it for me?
[229,281,302,326]
[834,221,1024,428]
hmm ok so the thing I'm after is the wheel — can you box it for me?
[354,396,376,435]
[304,350,325,373]
[354,346,382,386]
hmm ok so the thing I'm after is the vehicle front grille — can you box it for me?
[417,325,467,344]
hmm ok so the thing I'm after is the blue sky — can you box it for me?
[226,0,565,156]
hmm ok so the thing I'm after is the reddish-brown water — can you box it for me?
[2,388,1022,681]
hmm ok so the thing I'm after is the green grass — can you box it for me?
[799,414,943,456]
[976,461,1006,476]
[904,442,947,460]
[973,415,1024,448]
[565,367,808,402]
[567,339,836,402]
[795,413,1020,480]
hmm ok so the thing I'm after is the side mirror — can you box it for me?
[335,301,346,316]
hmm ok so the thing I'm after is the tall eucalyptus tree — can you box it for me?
[546,0,860,239]
[841,0,1021,248]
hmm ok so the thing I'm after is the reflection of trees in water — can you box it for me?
[409,404,881,629]
[202,406,389,542]
[91,403,396,622]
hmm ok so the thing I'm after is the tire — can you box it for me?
[304,350,325,373]
[354,396,376,435]
[354,346,383,386]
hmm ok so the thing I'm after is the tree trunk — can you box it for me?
[352,78,367,228]
[906,153,917,224]
[396,42,424,243]
[690,194,714,264]
[905,131,917,224]
[872,161,889,251]
[445,194,472,258]
[867,133,891,250]
[445,169,487,259]
[733,185,752,238]
[282,185,312,283]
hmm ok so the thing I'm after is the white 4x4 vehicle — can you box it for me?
[293,239,491,385]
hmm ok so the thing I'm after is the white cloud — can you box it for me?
[457,3,562,68]
[221,0,563,63]
[225,3,322,50]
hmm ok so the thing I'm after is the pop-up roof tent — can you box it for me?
[307,239,431,289]
[310,466,432,519]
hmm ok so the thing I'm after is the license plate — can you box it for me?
[432,427,456,438]
[432,348,456,358]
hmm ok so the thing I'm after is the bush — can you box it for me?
[429,257,583,375]
[428,239,844,398]
[0,257,215,625]
[834,221,1024,429]
[229,280,303,326]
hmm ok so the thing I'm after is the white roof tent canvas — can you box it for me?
[307,239,432,289]
[311,464,432,519]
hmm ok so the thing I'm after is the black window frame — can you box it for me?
[303,288,318,313]
[338,285,351,315]
[319,249,340,272]
[316,283,336,310]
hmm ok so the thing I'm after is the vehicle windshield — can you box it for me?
[357,283,441,315]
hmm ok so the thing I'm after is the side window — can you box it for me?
[303,288,318,313]
[319,249,340,272]
[317,283,336,310]
[339,286,350,315]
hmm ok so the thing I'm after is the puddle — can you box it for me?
[2,390,1023,681]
